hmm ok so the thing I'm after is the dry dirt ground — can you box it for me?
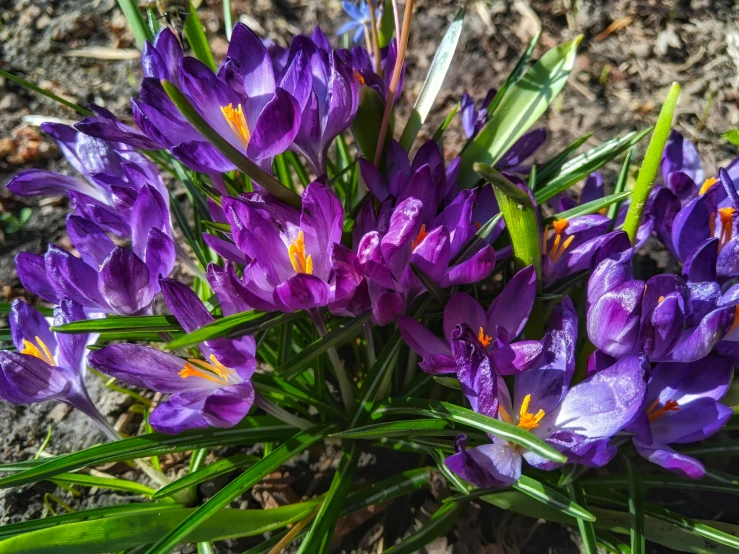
[0,0,738,552]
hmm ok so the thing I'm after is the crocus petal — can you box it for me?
[66,215,116,267]
[53,300,89,376]
[398,315,452,361]
[359,158,389,202]
[443,293,487,343]
[451,325,497,417]
[144,228,176,286]
[75,112,162,150]
[98,247,152,315]
[683,238,718,282]
[634,440,705,479]
[580,172,604,204]
[496,128,546,170]
[149,391,212,434]
[717,236,739,278]
[227,23,276,107]
[300,182,343,280]
[461,92,476,139]
[15,252,59,304]
[648,355,733,407]
[7,169,104,203]
[202,381,255,428]
[247,88,301,160]
[0,351,71,404]
[160,278,213,333]
[661,130,704,186]
[654,305,734,363]
[486,265,536,338]
[445,435,521,489]
[380,197,423,264]
[441,246,495,287]
[274,273,330,312]
[9,299,56,354]
[372,290,404,326]
[171,140,237,174]
[587,280,644,358]
[46,246,107,309]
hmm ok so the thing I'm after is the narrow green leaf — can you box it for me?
[383,502,461,554]
[410,263,450,305]
[582,474,739,495]
[333,419,454,439]
[459,36,580,187]
[353,86,393,163]
[623,82,680,243]
[535,133,593,183]
[297,442,359,553]
[565,479,599,553]
[166,311,301,349]
[52,315,181,334]
[432,102,460,143]
[544,190,632,224]
[49,473,156,497]
[145,425,334,554]
[450,213,502,264]
[252,373,344,420]
[117,0,152,49]
[534,128,651,204]
[475,164,541,283]
[0,504,319,554]
[398,7,465,151]
[622,456,645,554]
[372,398,567,463]
[0,417,294,489]
[277,312,371,378]
[378,0,395,47]
[723,129,739,148]
[152,454,259,500]
[608,147,634,222]
[161,80,301,209]
[184,1,216,71]
[486,31,541,118]
[0,69,92,116]
[222,0,233,40]
[432,376,461,390]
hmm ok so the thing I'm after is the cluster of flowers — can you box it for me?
[2,21,738,491]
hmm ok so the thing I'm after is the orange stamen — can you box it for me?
[541,224,550,256]
[411,224,428,251]
[700,177,718,195]
[517,394,546,431]
[657,295,665,304]
[288,230,313,274]
[478,327,492,348]
[179,356,232,386]
[21,336,55,365]
[498,404,513,424]
[647,398,680,422]
[545,219,574,263]
[718,207,735,250]
[354,70,365,87]
[220,103,251,150]
[728,305,739,336]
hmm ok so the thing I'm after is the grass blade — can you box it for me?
[459,36,580,187]
[565,479,599,553]
[333,419,457,439]
[486,31,541,118]
[535,133,592,183]
[0,69,92,116]
[0,417,294,489]
[623,82,680,243]
[622,455,645,554]
[184,1,216,71]
[277,312,371,378]
[372,398,567,463]
[49,473,156,498]
[398,7,465,151]
[52,315,181,334]
[117,0,152,49]
[161,80,302,209]
[432,101,460,144]
[608,147,634,223]
[144,425,334,554]
[544,190,633,224]
[151,454,259,500]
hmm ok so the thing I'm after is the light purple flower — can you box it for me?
[88,278,256,434]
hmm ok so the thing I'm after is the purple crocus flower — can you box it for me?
[340,39,404,105]
[629,354,733,479]
[356,188,496,325]
[461,89,497,140]
[446,299,648,487]
[7,124,171,241]
[276,33,359,174]
[207,181,346,314]
[0,299,118,439]
[88,279,256,434]
[398,265,542,375]
[586,245,735,362]
[16,212,175,316]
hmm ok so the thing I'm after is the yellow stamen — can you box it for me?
[646,398,680,422]
[700,177,718,195]
[517,394,546,431]
[498,404,513,424]
[718,207,735,250]
[411,224,428,251]
[220,103,251,150]
[288,230,313,274]
[598,207,608,216]
[545,219,575,263]
[21,336,56,365]
[478,327,492,348]
[657,295,665,304]
[354,70,365,87]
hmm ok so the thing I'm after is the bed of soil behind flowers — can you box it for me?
[1,0,738,552]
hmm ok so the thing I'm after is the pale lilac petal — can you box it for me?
[634,440,705,479]
[445,435,521,489]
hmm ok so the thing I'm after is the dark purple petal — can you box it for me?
[227,23,276,102]
[98,247,153,315]
[461,92,476,139]
[207,263,269,314]
[655,305,734,363]
[202,381,255,427]
[580,172,604,204]
[9,299,56,354]
[160,278,213,333]
[683,238,718,282]
[274,273,330,312]
[486,265,536,338]
[75,113,162,150]
[587,280,644,358]
[399,315,452,361]
[634,440,705,479]
[717,236,739,278]
[247,87,301,160]
[451,325,497,417]
[406,226,450,285]
[300,182,343,280]
[359,158,389,201]
[0,351,72,404]
[372,290,404,326]
[661,130,704,186]
[7,169,103,202]
[496,128,546,170]
[46,246,107,308]
[15,252,59,304]
[66,215,116,267]
[666,171,698,204]
[650,398,732,445]
[149,391,212,433]
[445,435,521,489]
[53,299,89,376]
[144,228,176,286]
[357,232,395,290]
[443,293,487,343]
[380,197,423,269]
[442,245,495,287]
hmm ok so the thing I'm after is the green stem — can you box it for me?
[311,310,355,412]
[254,394,313,431]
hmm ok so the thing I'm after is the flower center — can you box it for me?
[478,327,492,348]
[709,207,735,251]
[288,230,313,274]
[179,354,235,386]
[21,336,55,365]
[542,219,575,263]
[498,393,546,432]
[646,398,680,422]
[700,177,718,195]
[411,224,429,251]
[220,103,251,150]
